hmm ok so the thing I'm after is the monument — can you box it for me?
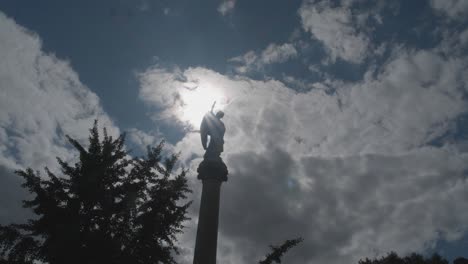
[193,103,228,264]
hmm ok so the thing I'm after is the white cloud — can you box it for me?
[140,47,468,163]
[261,43,298,64]
[217,148,468,264]
[460,29,468,47]
[138,66,185,121]
[0,12,119,227]
[434,27,468,58]
[127,128,178,160]
[139,44,468,263]
[0,12,118,171]
[229,43,298,73]
[229,51,258,73]
[299,0,371,63]
[430,0,468,20]
[218,0,236,16]
[128,128,162,149]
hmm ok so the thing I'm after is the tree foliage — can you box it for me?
[359,252,450,264]
[0,121,191,264]
[258,237,303,264]
[454,258,468,264]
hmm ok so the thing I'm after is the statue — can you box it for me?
[194,103,228,264]
[200,102,225,161]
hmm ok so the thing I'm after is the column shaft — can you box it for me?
[193,179,222,264]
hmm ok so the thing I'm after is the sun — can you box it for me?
[179,83,227,128]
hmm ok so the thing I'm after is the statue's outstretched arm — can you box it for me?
[211,101,216,113]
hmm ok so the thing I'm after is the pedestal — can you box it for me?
[193,159,228,264]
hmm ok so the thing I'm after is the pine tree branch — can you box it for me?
[259,237,303,264]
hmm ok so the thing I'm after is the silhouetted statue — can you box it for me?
[194,103,227,264]
[200,103,225,161]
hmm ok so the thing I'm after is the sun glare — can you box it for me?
[179,83,227,128]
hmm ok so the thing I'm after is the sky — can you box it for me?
[1,0,468,263]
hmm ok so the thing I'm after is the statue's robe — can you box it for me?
[200,112,225,159]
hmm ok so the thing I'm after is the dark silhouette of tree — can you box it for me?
[454,258,468,264]
[258,237,303,264]
[359,252,449,264]
[0,121,191,264]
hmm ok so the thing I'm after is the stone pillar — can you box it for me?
[193,159,228,264]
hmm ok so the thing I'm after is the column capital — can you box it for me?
[197,159,228,182]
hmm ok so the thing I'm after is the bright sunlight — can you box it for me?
[179,82,227,128]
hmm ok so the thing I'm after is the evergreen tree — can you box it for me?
[0,121,191,264]
[359,252,449,264]
[454,258,468,264]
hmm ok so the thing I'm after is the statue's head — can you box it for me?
[215,111,224,119]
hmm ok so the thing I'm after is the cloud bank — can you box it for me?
[138,41,468,263]
[0,12,117,224]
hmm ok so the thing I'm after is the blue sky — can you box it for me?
[1,0,468,263]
